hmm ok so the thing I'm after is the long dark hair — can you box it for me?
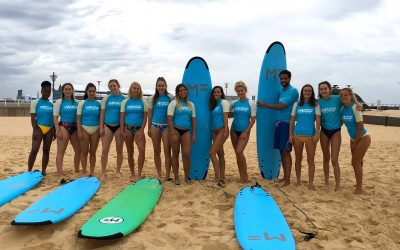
[83,82,96,100]
[61,83,75,102]
[298,84,317,107]
[152,77,169,108]
[175,84,190,111]
[209,86,226,110]
[318,81,332,98]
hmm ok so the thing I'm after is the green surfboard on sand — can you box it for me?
[78,178,162,240]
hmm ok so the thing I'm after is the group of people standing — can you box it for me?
[28,70,371,194]
[258,70,371,194]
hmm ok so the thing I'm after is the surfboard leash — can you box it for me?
[275,185,318,241]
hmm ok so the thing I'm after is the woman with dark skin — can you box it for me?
[28,81,55,175]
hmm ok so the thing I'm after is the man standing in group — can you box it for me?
[257,70,299,186]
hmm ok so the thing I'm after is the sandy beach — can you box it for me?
[0,116,399,249]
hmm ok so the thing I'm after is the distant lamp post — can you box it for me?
[225,83,229,97]
[332,84,339,89]
[97,81,101,98]
[346,84,352,88]
[49,72,58,97]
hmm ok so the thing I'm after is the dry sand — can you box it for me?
[0,116,399,249]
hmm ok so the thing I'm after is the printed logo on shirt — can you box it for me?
[63,105,77,110]
[321,107,336,113]
[126,105,143,110]
[108,101,121,106]
[342,115,353,121]
[85,106,100,111]
[156,101,169,107]
[297,108,314,113]
[234,107,249,112]
[38,106,53,111]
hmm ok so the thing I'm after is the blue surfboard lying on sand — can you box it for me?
[0,171,43,207]
[12,176,100,225]
[182,56,212,180]
[256,41,286,179]
[234,184,295,250]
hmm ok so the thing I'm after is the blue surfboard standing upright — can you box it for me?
[256,41,287,179]
[182,57,212,180]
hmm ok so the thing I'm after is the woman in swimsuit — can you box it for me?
[230,81,256,183]
[147,77,173,181]
[318,81,343,190]
[340,88,371,195]
[167,84,196,184]
[209,86,230,187]
[53,83,80,177]
[289,84,320,190]
[28,81,54,175]
[121,82,148,182]
[99,79,126,180]
[77,83,101,176]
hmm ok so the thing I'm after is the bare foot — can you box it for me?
[157,175,163,182]
[174,179,181,185]
[184,179,192,185]
[115,172,122,178]
[324,181,330,187]
[165,177,172,182]
[278,178,286,183]
[295,182,301,187]
[129,175,137,182]
[81,171,88,177]
[308,184,316,191]
[217,180,225,187]
[334,185,341,191]
[99,173,106,181]
[283,181,290,187]
[354,188,363,195]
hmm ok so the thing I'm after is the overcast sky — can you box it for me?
[1,0,399,104]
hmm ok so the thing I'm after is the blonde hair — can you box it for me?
[235,80,247,92]
[128,82,143,98]
[340,88,359,105]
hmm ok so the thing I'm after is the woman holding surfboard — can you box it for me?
[99,79,126,180]
[340,88,371,195]
[120,82,148,182]
[53,83,80,177]
[167,84,196,185]
[148,77,173,182]
[28,81,54,175]
[230,81,256,183]
[77,83,101,176]
[209,86,230,187]
[289,84,320,190]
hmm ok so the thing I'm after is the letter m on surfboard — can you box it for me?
[186,84,208,97]
[266,68,285,81]
[27,207,64,214]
